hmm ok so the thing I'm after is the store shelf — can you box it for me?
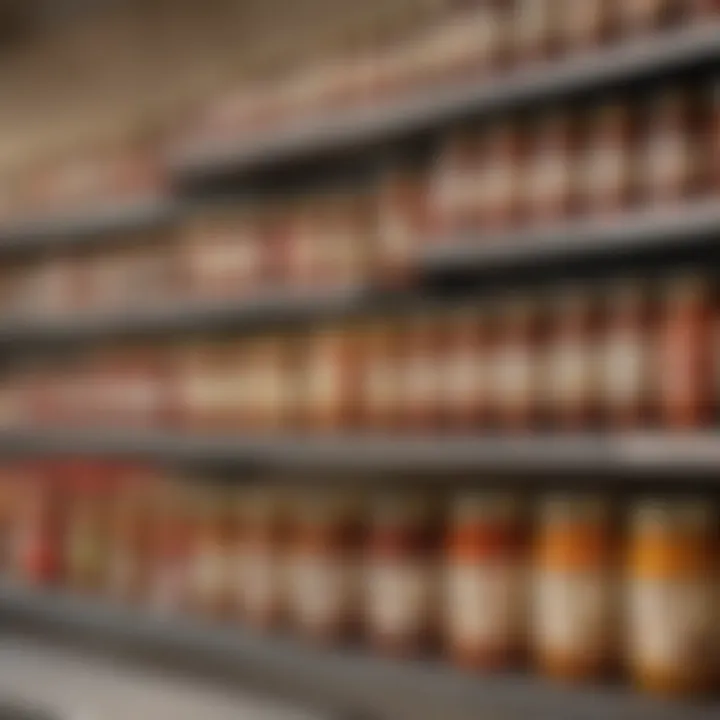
[0,584,717,720]
[172,24,720,182]
[1,430,719,478]
[0,284,376,346]
[0,198,179,256]
[423,200,720,275]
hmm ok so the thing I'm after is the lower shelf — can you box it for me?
[0,584,716,720]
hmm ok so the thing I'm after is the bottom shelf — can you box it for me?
[0,584,716,720]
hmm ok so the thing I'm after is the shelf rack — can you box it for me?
[0,584,717,720]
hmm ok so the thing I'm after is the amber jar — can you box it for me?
[287,492,363,643]
[601,280,655,429]
[545,288,601,430]
[638,88,702,206]
[478,122,523,231]
[656,275,715,429]
[627,499,718,697]
[63,461,115,594]
[532,496,617,683]
[492,297,542,432]
[445,492,527,670]
[440,306,489,430]
[512,0,558,63]
[399,314,443,432]
[580,100,636,216]
[431,128,486,236]
[361,322,402,432]
[236,487,288,630]
[377,168,429,284]
[366,493,440,657]
[522,110,577,225]
[189,486,236,619]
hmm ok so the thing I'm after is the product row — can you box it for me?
[0,272,717,433]
[0,461,717,698]
[180,0,718,153]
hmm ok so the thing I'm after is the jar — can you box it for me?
[361,322,402,431]
[544,288,601,430]
[236,487,288,630]
[366,493,440,657]
[478,122,523,232]
[288,200,321,290]
[627,499,718,696]
[63,461,112,594]
[557,0,610,51]
[106,467,155,603]
[377,168,429,284]
[580,100,636,216]
[614,0,678,34]
[303,326,359,433]
[532,496,617,682]
[601,280,655,429]
[287,492,363,643]
[246,337,287,434]
[522,110,577,225]
[431,128,486,236]
[439,305,489,430]
[399,314,443,432]
[656,275,715,429]
[492,297,542,431]
[147,477,192,614]
[445,492,527,670]
[189,485,236,619]
[512,0,558,64]
[638,88,701,206]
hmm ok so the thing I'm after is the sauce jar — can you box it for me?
[627,498,718,697]
[366,493,440,657]
[431,128,486,236]
[361,322,402,432]
[287,491,363,643]
[638,88,702,206]
[492,297,542,432]
[445,492,527,670]
[580,100,636,216]
[557,0,610,51]
[601,280,655,429]
[246,337,287,434]
[614,0,679,35]
[522,110,577,225]
[236,486,288,630]
[512,0,558,64]
[532,495,617,682]
[399,314,443,432]
[544,288,601,430]
[478,122,523,232]
[439,305,489,431]
[377,168,429,284]
[656,275,715,429]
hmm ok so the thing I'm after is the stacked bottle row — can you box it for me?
[0,271,717,433]
[1,461,717,698]
[179,0,719,154]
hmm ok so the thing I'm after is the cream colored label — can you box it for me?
[493,347,533,407]
[446,562,525,646]
[628,579,716,670]
[603,333,647,405]
[547,340,594,407]
[288,554,356,628]
[533,570,614,657]
[368,561,436,636]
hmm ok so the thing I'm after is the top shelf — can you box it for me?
[172,24,720,183]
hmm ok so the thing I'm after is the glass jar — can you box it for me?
[627,498,718,697]
[445,491,527,670]
[532,495,617,682]
[361,322,402,431]
[366,493,440,657]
